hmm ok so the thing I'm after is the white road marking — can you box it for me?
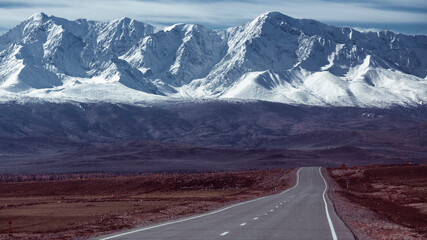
[280,203,283,205]
[265,213,268,215]
[319,167,338,240]
[270,209,274,212]
[276,206,279,208]
[220,231,229,236]
[253,217,258,220]
[240,223,247,226]
[98,169,302,240]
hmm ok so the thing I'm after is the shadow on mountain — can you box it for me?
[0,101,426,173]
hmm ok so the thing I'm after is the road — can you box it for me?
[97,167,354,240]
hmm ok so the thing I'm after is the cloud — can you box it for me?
[0,0,426,34]
[0,0,63,9]
[0,1,32,8]
[321,0,427,14]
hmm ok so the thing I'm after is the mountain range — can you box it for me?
[1,12,426,107]
[1,102,426,173]
[1,12,427,173]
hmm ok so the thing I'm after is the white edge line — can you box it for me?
[98,168,302,240]
[319,167,338,240]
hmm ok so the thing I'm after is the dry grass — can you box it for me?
[328,164,427,239]
[0,169,295,239]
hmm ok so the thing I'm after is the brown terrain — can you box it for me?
[1,103,426,174]
[327,164,427,239]
[0,169,295,239]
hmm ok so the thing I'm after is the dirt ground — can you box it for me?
[327,164,427,239]
[0,169,295,239]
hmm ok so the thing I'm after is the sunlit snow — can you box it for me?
[0,12,426,107]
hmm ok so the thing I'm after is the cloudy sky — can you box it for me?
[0,0,426,35]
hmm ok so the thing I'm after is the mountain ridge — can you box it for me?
[1,101,426,173]
[0,11,426,107]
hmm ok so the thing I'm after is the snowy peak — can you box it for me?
[0,12,426,107]
[123,22,226,87]
[250,11,336,40]
[97,17,154,55]
[0,13,159,93]
[23,12,50,33]
[252,11,294,27]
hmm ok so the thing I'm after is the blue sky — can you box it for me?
[0,0,426,35]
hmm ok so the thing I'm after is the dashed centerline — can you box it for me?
[97,168,303,240]
[240,223,247,226]
[253,217,258,220]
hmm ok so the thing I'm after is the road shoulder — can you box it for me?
[324,167,422,240]
[320,168,355,240]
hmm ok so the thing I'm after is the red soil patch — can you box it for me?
[0,169,295,239]
[328,164,427,239]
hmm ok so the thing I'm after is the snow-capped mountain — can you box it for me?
[0,12,426,107]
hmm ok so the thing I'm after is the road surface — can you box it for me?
[97,167,354,240]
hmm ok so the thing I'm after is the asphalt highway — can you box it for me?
[97,167,354,240]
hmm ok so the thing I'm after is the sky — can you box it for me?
[0,0,426,35]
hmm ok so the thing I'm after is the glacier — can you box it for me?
[0,11,426,107]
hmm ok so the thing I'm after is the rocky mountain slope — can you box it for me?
[1,101,426,172]
[0,12,426,107]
